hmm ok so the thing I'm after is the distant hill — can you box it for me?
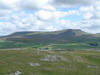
[0,29,100,50]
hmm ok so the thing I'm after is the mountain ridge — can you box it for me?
[3,29,90,37]
[0,29,100,49]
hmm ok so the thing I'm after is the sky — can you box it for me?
[0,0,100,36]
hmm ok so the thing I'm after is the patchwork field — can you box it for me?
[0,49,100,75]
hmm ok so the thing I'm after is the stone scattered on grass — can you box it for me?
[97,50,100,52]
[40,55,58,62]
[57,56,67,61]
[6,71,22,75]
[40,55,67,62]
[29,62,40,67]
[73,56,84,63]
[88,65,99,69]
[58,65,72,70]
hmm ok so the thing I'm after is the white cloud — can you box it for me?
[51,0,95,7]
[80,6,94,13]
[35,10,53,21]
[42,5,55,10]
[0,0,18,17]
[0,0,100,36]
[0,10,11,17]
[17,0,49,10]
[0,0,11,9]
[83,12,93,20]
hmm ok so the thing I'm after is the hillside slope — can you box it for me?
[0,29,100,49]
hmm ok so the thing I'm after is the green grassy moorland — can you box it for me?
[0,48,100,75]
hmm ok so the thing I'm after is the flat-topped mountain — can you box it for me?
[0,29,100,49]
